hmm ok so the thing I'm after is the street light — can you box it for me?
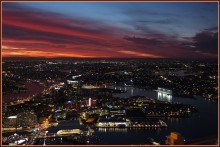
[8,116,18,145]
[43,131,48,145]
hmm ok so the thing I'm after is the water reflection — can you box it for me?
[168,117,180,123]
[157,87,172,102]
[112,86,157,99]
[131,88,134,96]
[109,86,217,144]
[98,128,127,133]
[157,92,172,102]
[97,127,162,133]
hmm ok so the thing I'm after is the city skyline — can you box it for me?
[2,2,218,58]
[2,58,218,145]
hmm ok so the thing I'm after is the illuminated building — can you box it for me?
[166,132,184,145]
[97,119,129,127]
[85,98,96,107]
[156,87,172,102]
[67,80,78,85]
[17,112,37,128]
[3,116,17,128]
[109,109,126,117]
[53,111,66,120]
[89,98,91,107]
[57,129,83,135]
[86,118,95,123]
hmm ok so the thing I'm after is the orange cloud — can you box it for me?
[2,50,96,58]
[118,50,163,58]
[2,45,26,50]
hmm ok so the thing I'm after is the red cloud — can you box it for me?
[2,3,218,59]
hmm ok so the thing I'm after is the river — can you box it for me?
[94,86,218,144]
[44,86,218,145]
[2,82,45,103]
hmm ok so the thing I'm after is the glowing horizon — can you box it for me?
[2,2,218,58]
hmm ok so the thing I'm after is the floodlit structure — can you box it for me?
[57,129,83,135]
[166,132,184,145]
[85,98,96,107]
[156,87,173,102]
[97,118,129,127]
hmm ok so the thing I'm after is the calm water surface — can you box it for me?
[2,82,44,103]
[46,86,218,145]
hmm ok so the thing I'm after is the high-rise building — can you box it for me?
[85,98,96,107]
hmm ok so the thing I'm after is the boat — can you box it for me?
[159,120,167,127]
[146,138,160,145]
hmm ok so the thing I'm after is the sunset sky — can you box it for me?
[2,2,218,58]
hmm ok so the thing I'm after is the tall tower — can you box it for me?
[87,98,92,107]
[89,98,92,107]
